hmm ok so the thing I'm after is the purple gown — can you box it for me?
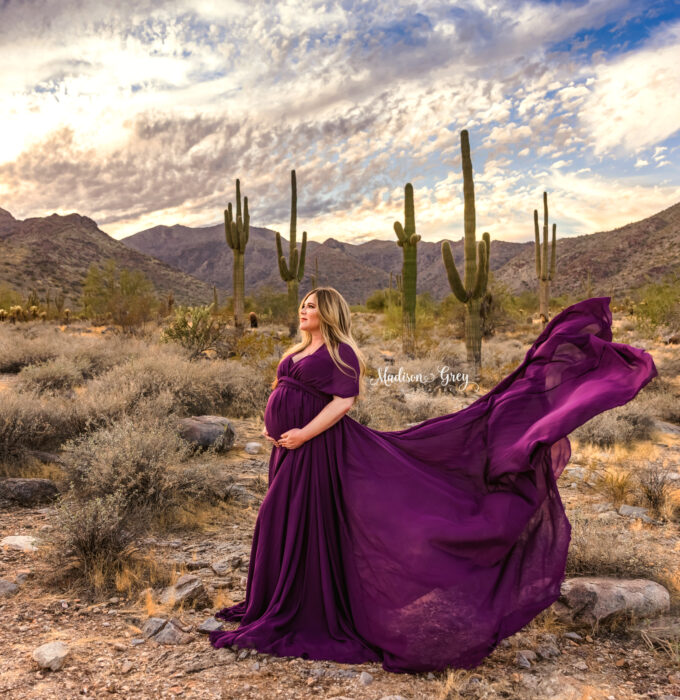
[209,296,658,673]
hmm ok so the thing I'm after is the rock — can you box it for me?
[185,560,211,571]
[15,569,33,585]
[0,580,19,598]
[554,577,671,626]
[142,617,193,645]
[244,442,262,455]
[32,641,69,671]
[142,618,167,638]
[515,649,536,668]
[0,478,59,507]
[536,642,560,659]
[565,467,586,480]
[359,671,373,685]
[1,535,38,552]
[197,617,223,634]
[152,620,193,645]
[226,484,258,505]
[210,560,230,576]
[563,631,582,641]
[654,420,680,436]
[597,511,621,521]
[663,333,680,344]
[573,659,588,671]
[379,697,408,700]
[177,416,235,452]
[160,575,210,608]
[592,502,614,513]
[618,504,654,523]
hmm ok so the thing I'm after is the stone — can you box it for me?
[0,580,19,598]
[160,575,210,608]
[197,617,223,634]
[618,504,654,523]
[359,671,373,685]
[536,642,560,659]
[244,442,262,455]
[142,618,167,638]
[177,416,235,452]
[1,535,38,552]
[32,641,69,671]
[152,620,193,645]
[554,577,670,626]
[210,560,230,576]
[0,478,59,507]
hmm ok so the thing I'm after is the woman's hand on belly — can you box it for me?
[262,427,281,448]
[277,428,306,450]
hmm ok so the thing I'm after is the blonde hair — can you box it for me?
[273,287,367,401]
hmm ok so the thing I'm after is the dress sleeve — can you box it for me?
[321,343,361,398]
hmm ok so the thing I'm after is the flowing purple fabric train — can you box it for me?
[209,296,658,673]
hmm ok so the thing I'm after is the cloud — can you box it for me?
[580,20,680,154]
[0,0,678,244]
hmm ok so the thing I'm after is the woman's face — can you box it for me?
[299,293,320,334]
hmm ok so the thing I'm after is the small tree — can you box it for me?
[82,259,159,332]
[160,303,227,358]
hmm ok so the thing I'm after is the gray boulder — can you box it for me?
[32,641,69,671]
[0,478,59,507]
[553,577,670,625]
[177,416,235,452]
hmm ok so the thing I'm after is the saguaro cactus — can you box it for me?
[224,179,249,330]
[310,256,319,290]
[276,169,307,337]
[441,129,490,380]
[534,191,556,327]
[394,183,421,357]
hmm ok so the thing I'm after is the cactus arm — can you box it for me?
[550,222,557,280]
[442,241,467,302]
[534,209,541,278]
[276,232,290,279]
[297,231,307,282]
[224,208,235,249]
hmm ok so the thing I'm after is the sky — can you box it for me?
[1,0,679,245]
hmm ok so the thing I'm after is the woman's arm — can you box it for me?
[278,395,355,449]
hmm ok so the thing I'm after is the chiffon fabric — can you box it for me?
[209,296,658,673]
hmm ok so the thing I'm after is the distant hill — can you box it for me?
[2,200,678,311]
[122,201,680,303]
[0,208,227,308]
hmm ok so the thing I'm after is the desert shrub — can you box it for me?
[0,325,64,372]
[592,467,635,508]
[570,402,656,448]
[566,512,656,579]
[55,491,136,577]
[60,412,208,514]
[82,258,160,331]
[632,271,680,334]
[0,390,56,462]
[636,464,676,519]
[16,355,84,394]
[160,303,227,358]
[402,392,460,424]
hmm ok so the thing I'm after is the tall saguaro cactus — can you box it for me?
[224,179,249,330]
[534,191,556,327]
[276,169,307,337]
[441,129,490,380]
[394,183,421,356]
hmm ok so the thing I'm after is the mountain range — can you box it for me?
[1,201,679,309]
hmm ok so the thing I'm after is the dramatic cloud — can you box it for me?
[0,0,679,242]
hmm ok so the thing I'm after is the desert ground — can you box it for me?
[1,308,680,700]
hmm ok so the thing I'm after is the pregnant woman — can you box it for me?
[209,286,657,673]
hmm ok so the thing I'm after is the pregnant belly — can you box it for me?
[264,387,301,442]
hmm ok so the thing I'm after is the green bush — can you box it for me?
[160,303,226,358]
[82,258,160,331]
